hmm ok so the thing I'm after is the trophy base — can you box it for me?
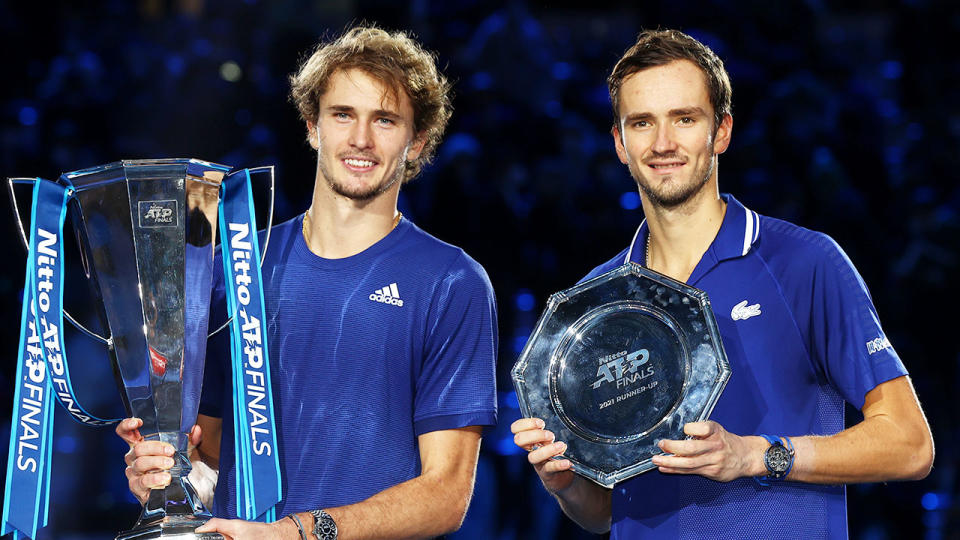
[116,516,224,540]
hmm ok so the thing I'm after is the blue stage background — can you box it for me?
[1,1,957,538]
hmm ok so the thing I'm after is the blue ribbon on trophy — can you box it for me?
[2,179,71,540]
[219,168,282,523]
[2,160,281,539]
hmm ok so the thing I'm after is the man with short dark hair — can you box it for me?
[118,25,498,540]
[512,29,933,538]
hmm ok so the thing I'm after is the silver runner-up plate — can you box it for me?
[511,263,731,488]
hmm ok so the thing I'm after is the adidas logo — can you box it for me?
[369,282,404,307]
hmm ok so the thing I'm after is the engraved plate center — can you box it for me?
[550,302,687,443]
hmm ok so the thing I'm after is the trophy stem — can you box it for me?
[116,432,223,540]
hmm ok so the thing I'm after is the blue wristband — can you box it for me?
[756,434,794,486]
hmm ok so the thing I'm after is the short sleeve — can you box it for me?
[413,253,498,435]
[806,234,907,408]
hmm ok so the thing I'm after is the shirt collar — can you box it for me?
[712,193,761,261]
[623,193,760,267]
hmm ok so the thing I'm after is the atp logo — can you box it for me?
[591,349,654,390]
[144,206,172,221]
[139,200,178,227]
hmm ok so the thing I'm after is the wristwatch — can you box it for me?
[309,509,338,540]
[756,434,794,486]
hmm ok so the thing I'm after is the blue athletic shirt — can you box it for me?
[581,194,906,539]
[199,214,498,518]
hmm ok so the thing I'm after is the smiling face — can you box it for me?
[307,68,425,202]
[613,60,732,210]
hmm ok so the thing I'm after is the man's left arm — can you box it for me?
[310,253,496,538]
[197,426,483,540]
[652,374,934,483]
[316,425,483,539]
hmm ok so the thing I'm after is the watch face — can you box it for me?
[765,444,792,476]
[311,510,338,540]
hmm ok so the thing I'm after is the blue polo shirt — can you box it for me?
[200,214,498,518]
[582,194,906,539]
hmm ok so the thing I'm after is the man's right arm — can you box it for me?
[511,418,612,534]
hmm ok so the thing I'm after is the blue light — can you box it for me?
[19,106,38,126]
[515,290,535,312]
[166,55,185,76]
[192,38,213,57]
[522,19,539,38]
[470,71,493,91]
[922,492,939,511]
[552,62,573,81]
[513,335,528,353]
[813,146,832,166]
[76,51,101,73]
[56,435,78,454]
[878,99,899,119]
[545,100,562,118]
[923,510,945,528]
[620,191,640,210]
[906,122,923,141]
[249,124,271,145]
[51,56,70,75]
[884,145,904,166]
[502,391,520,409]
[881,60,902,80]
[443,133,479,158]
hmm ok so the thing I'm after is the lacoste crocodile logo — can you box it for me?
[731,300,761,321]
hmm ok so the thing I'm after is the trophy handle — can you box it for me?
[245,165,277,267]
[7,177,111,345]
[207,165,276,338]
[7,178,32,250]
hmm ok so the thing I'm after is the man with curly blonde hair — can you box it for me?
[119,25,498,540]
[289,25,452,185]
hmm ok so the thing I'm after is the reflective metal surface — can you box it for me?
[9,164,277,342]
[512,263,731,487]
[59,159,228,539]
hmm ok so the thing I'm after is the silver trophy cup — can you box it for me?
[9,158,272,539]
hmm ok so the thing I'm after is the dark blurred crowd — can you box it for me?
[1,1,958,538]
